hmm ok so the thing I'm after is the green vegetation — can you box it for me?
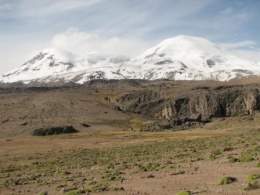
[86,181,109,193]
[176,191,192,195]
[38,192,48,195]
[244,174,260,191]
[219,176,237,185]
[103,168,124,181]
[209,149,222,160]
[239,151,255,162]
[65,190,81,195]
[247,174,260,182]
[0,128,259,193]
[257,162,260,168]
[227,155,240,163]
[138,162,162,172]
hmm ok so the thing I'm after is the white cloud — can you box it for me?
[38,29,260,66]
[220,41,260,62]
[1,29,260,75]
[0,28,151,74]
[51,29,150,57]
[0,0,259,75]
[221,40,257,50]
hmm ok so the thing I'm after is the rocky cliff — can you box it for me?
[114,85,260,129]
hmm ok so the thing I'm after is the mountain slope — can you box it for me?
[124,35,260,81]
[1,49,128,84]
[1,35,260,84]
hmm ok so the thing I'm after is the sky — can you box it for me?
[0,0,260,74]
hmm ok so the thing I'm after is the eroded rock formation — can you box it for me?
[114,85,260,129]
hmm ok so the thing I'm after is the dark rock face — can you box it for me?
[115,90,161,114]
[114,86,260,129]
[156,88,257,126]
[84,79,147,89]
[32,126,78,136]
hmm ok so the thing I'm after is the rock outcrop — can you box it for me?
[114,85,260,129]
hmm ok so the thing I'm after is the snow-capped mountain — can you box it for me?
[2,35,260,84]
[1,49,128,84]
[123,35,260,81]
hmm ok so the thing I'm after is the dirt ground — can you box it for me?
[0,80,260,195]
[0,117,260,195]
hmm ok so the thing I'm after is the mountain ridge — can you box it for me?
[2,35,260,84]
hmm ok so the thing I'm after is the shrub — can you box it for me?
[239,152,255,162]
[227,155,240,163]
[38,192,48,195]
[86,182,109,193]
[176,191,192,195]
[247,174,260,182]
[244,174,260,191]
[209,149,222,160]
[257,162,260,168]
[65,190,81,195]
[219,176,237,185]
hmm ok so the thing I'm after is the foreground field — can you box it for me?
[0,116,260,195]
